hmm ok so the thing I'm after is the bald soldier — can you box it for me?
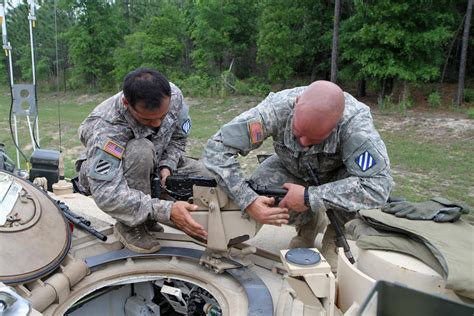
[203,80,393,265]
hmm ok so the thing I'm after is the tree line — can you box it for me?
[1,0,472,103]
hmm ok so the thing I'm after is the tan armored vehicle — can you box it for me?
[0,170,472,315]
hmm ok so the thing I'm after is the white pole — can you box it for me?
[28,0,36,85]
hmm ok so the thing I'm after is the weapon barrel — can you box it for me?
[63,212,107,241]
[253,187,287,197]
[57,201,107,242]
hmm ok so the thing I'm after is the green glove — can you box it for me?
[382,197,470,222]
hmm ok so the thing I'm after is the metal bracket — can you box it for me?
[193,186,228,252]
[12,84,37,117]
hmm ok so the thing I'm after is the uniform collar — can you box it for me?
[283,110,339,154]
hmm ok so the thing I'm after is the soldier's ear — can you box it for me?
[122,96,130,109]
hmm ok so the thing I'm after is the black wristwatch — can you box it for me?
[303,187,310,207]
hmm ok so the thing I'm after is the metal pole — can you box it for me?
[1,4,13,87]
[28,0,36,85]
[29,0,40,147]
[2,4,20,168]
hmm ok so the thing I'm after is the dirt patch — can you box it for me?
[76,94,104,106]
[375,113,474,141]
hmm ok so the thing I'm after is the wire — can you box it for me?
[8,86,29,165]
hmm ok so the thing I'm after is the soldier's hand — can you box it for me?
[170,201,207,239]
[279,183,308,212]
[160,168,172,187]
[245,196,289,226]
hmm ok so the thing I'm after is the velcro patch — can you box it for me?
[182,119,191,134]
[103,140,124,159]
[95,159,111,175]
[248,121,263,144]
[355,151,376,171]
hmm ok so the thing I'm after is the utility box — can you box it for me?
[29,149,60,191]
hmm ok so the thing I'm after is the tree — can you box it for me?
[190,0,258,77]
[64,0,126,89]
[257,0,305,82]
[340,0,456,98]
[456,0,472,105]
[113,3,187,81]
[330,0,341,83]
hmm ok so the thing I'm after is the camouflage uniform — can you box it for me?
[77,83,205,227]
[204,87,394,234]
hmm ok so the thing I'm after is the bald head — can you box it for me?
[293,80,345,147]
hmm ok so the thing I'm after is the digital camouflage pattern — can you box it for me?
[77,83,190,227]
[204,87,394,225]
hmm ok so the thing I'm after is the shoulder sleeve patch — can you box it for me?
[248,121,263,144]
[222,119,265,152]
[103,139,125,159]
[88,148,121,181]
[343,138,387,177]
[355,150,376,172]
[182,119,191,134]
[177,102,191,135]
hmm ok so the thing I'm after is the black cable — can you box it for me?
[8,85,29,165]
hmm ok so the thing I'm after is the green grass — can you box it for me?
[1,87,473,222]
[0,88,103,178]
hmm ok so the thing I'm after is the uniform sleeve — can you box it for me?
[159,94,189,172]
[308,110,394,214]
[81,126,173,227]
[203,94,281,211]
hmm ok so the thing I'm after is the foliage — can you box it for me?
[0,0,471,96]
[63,0,126,89]
[464,88,474,103]
[256,0,305,82]
[467,107,474,119]
[340,0,456,86]
[113,3,187,83]
[234,77,271,96]
[427,91,442,108]
[190,0,258,77]
[0,61,7,85]
[174,74,218,97]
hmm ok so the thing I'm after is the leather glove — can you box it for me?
[382,197,470,222]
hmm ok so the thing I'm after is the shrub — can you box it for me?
[464,89,474,103]
[234,77,271,97]
[175,75,218,97]
[427,91,442,108]
[467,107,474,119]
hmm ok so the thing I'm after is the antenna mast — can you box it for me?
[0,0,40,169]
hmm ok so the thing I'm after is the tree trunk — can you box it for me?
[456,0,472,106]
[378,77,394,105]
[357,79,366,97]
[330,0,341,83]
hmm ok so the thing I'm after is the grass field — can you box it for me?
[1,87,473,221]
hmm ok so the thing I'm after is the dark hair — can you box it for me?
[123,68,171,110]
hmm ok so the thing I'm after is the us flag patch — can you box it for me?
[356,151,376,171]
[103,140,125,159]
[248,121,263,144]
